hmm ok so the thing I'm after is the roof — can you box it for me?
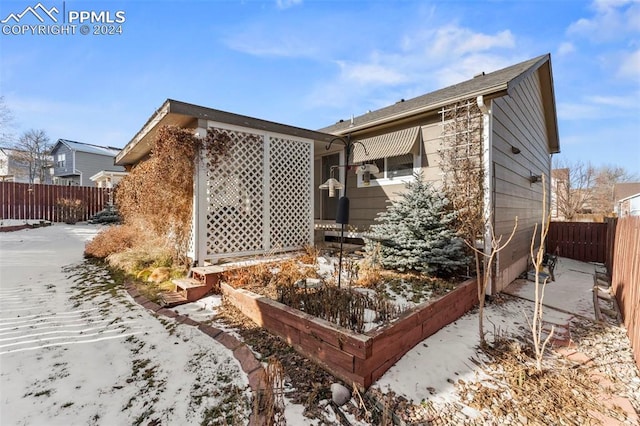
[320,54,559,154]
[614,182,640,202]
[54,139,121,157]
[116,99,337,166]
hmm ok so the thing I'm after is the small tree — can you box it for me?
[365,172,467,277]
[12,129,52,184]
[527,175,554,371]
[466,214,517,346]
[0,96,15,145]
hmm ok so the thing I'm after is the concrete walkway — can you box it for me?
[504,257,638,424]
[504,256,598,320]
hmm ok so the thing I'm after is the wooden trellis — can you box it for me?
[191,124,313,264]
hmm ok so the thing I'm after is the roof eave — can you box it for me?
[329,85,509,136]
[115,100,171,165]
[116,99,337,166]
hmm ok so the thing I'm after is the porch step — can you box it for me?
[191,265,225,275]
[158,291,188,308]
[173,277,213,302]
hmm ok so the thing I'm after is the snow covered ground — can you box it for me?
[2,223,629,425]
[0,224,251,425]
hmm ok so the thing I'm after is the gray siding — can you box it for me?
[316,118,444,230]
[74,151,122,186]
[51,143,77,182]
[52,142,123,186]
[492,70,551,291]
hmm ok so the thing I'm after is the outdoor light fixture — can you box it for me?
[530,173,542,184]
[355,163,380,186]
[511,146,521,155]
[319,177,344,198]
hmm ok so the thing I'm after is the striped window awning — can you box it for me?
[352,126,420,163]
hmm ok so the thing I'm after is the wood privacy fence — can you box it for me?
[1,182,108,223]
[610,216,640,369]
[547,221,608,263]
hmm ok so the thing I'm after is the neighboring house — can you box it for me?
[614,182,640,217]
[0,146,52,183]
[319,53,559,293]
[116,53,559,294]
[89,170,129,188]
[51,139,124,186]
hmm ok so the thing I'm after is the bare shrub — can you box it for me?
[56,198,86,224]
[115,126,231,266]
[84,223,139,259]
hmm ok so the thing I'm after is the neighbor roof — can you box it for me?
[614,182,640,202]
[55,139,121,157]
[320,54,559,154]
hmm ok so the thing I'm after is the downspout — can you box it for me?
[477,95,494,294]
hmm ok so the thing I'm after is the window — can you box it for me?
[57,153,65,168]
[357,153,419,187]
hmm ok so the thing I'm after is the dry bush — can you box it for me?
[115,126,231,266]
[84,223,139,259]
[461,338,630,424]
[272,259,317,287]
[106,241,176,275]
[223,259,317,290]
[56,198,86,224]
[356,264,383,288]
[297,245,320,265]
[223,262,276,289]
[254,358,286,426]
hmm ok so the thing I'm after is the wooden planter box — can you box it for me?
[221,278,478,389]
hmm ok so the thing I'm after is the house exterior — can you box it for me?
[89,170,128,188]
[318,53,560,293]
[50,139,124,186]
[614,182,640,217]
[0,146,53,183]
[0,146,29,182]
[115,99,335,265]
[115,54,559,294]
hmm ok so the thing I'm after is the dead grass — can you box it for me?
[458,337,631,425]
[84,223,139,259]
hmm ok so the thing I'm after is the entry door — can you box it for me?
[321,154,340,220]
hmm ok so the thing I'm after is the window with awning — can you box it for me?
[351,126,420,163]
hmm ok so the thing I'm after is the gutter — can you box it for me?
[330,86,509,136]
[478,95,495,295]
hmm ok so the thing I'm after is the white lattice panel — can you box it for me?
[269,137,312,249]
[205,128,264,256]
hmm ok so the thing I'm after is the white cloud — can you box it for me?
[587,94,636,107]
[403,25,515,60]
[617,48,640,80]
[304,22,524,114]
[567,0,640,42]
[557,102,601,121]
[336,61,408,86]
[276,0,302,10]
[225,31,319,58]
[557,42,575,56]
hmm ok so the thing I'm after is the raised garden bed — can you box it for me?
[221,277,477,389]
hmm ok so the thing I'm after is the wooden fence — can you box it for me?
[547,221,608,263]
[0,182,108,223]
[610,216,640,369]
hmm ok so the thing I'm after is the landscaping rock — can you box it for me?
[331,383,351,406]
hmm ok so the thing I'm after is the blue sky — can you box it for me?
[1,0,639,172]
